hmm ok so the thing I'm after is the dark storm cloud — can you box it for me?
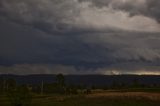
[0,0,81,34]
[0,0,160,74]
[146,0,160,22]
[0,0,160,33]
[0,18,113,67]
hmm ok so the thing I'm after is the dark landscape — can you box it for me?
[0,74,160,106]
[0,74,160,87]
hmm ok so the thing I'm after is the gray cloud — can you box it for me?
[0,0,80,34]
[0,0,160,74]
[79,0,160,22]
[0,0,160,33]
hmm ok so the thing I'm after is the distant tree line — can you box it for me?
[0,74,160,106]
[0,74,93,95]
[0,74,160,95]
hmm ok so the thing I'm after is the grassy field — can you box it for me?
[0,91,160,106]
[33,92,160,106]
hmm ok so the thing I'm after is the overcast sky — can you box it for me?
[0,0,160,75]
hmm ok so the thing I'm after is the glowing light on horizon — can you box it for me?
[103,69,160,75]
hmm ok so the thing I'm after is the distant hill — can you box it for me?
[0,74,160,87]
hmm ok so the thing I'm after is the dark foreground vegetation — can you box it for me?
[0,74,160,106]
[0,91,160,106]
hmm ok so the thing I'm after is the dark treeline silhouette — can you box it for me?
[38,74,81,95]
[0,74,160,106]
[0,74,160,95]
[0,74,88,97]
[0,75,160,86]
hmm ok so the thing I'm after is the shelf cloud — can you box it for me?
[1,0,160,33]
[0,0,160,74]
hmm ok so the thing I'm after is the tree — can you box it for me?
[7,85,32,106]
[56,74,65,87]
[6,78,17,90]
[56,74,65,94]
[132,78,140,88]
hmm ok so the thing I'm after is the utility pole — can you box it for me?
[3,78,6,92]
[6,74,8,91]
[41,80,44,95]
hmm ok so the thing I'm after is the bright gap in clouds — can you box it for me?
[72,1,160,33]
